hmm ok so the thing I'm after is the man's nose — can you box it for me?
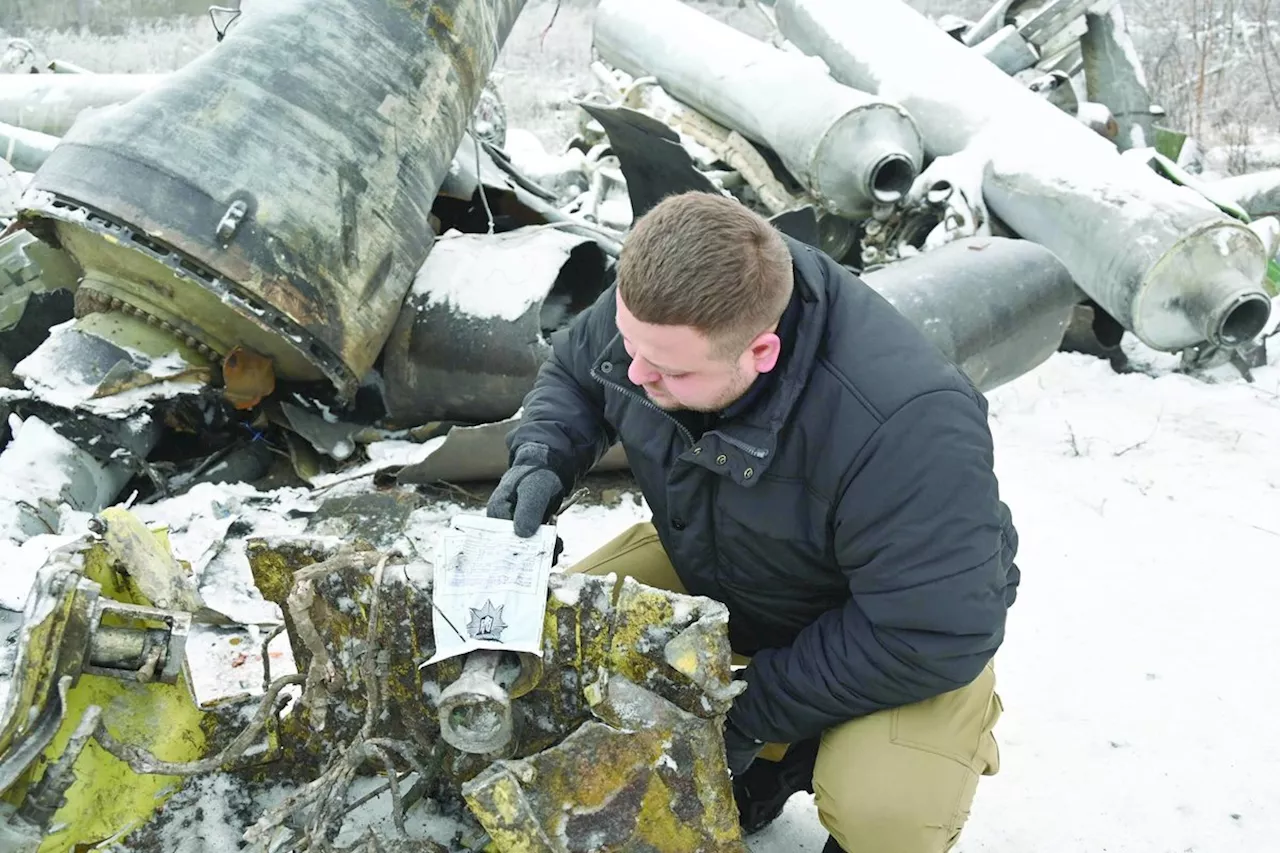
[628,356,659,385]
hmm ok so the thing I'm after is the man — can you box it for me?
[487,191,1018,853]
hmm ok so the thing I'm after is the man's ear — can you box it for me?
[748,332,782,373]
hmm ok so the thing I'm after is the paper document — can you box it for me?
[423,513,556,666]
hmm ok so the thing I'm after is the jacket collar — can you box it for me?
[589,234,829,486]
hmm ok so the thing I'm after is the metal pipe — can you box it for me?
[87,627,171,672]
[19,0,529,401]
[593,0,923,216]
[381,226,610,426]
[437,649,520,755]
[862,236,1082,392]
[774,0,1274,351]
[0,73,164,136]
[0,122,58,174]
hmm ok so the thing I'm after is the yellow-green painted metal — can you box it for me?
[0,521,213,852]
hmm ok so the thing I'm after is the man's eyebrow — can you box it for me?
[619,332,686,374]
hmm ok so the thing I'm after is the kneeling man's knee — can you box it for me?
[812,668,1002,852]
[814,752,982,852]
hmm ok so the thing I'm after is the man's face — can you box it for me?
[615,292,781,413]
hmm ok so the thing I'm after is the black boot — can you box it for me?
[822,834,847,852]
[732,735,821,835]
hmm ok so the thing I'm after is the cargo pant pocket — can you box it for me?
[888,662,1002,776]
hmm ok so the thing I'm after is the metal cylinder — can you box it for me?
[593,0,923,216]
[18,0,528,400]
[381,226,609,425]
[1,121,59,174]
[437,649,524,755]
[774,0,1273,351]
[983,150,1272,349]
[0,73,165,136]
[862,237,1082,392]
[87,627,171,673]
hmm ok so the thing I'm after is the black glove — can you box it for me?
[723,716,766,777]
[487,442,566,538]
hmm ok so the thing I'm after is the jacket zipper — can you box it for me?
[718,432,769,459]
[591,366,695,449]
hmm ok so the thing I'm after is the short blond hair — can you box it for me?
[617,192,794,358]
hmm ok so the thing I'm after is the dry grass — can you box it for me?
[19,16,212,73]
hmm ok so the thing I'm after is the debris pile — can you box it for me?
[0,0,1278,850]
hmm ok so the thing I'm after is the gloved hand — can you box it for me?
[723,717,766,777]
[487,442,566,538]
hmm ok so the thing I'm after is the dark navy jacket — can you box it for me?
[507,235,1020,744]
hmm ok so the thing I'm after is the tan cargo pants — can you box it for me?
[568,522,1003,853]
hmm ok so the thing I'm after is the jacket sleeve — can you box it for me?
[727,388,1017,745]
[504,283,619,492]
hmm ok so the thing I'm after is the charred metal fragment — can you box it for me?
[280,400,360,462]
[577,103,721,220]
[396,416,630,487]
[1207,170,1280,221]
[0,416,136,543]
[1080,5,1157,151]
[381,226,609,426]
[463,675,747,853]
[19,0,528,400]
[306,491,427,550]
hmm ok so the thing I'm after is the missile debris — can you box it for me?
[382,226,610,426]
[2,0,1274,849]
[594,0,924,217]
[863,236,1083,392]
[0,229,81,368]
[19,0,529,400]
[773,0,1273,352]
[1207,170,1280,221]
[463,676,747,853]
[0,416,135,543]
[1079,5,1158,151]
